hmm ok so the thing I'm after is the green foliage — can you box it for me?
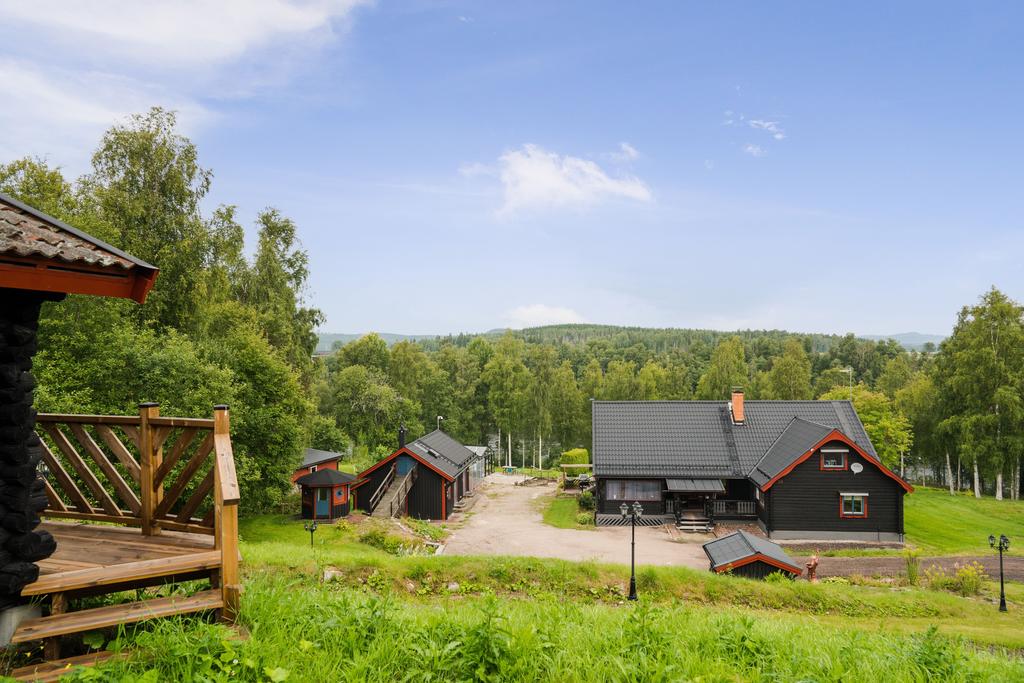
[696,336,747,399]
[764,338,812,400]
[577,490,595,511]
[819,384,912,469]
[922,562,989,597]
[560,447,590,465]
[904,548,922,586]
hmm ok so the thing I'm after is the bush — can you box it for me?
[560,448,590,465]
[576,512,595,527]
[577,490,595,511]
[923,562,986,596]
[764,571,792,584]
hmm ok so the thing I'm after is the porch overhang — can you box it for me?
[665,478,725,494]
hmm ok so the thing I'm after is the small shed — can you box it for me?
[292,447,343,484]
[297,469,355,521]
[702,530,802,579]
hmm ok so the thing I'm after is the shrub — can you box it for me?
[904,548,921,586]
[577,490,595,511]
[764,571,792,584]
[923,565,954,592]
[560,448,590,465]
[576,512,595,526]
[952,561,987,597]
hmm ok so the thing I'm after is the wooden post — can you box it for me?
[213,405,240,622]
[139,402,161,535]
[43,593,66,660]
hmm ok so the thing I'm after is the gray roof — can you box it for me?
[591,400,877,479]
[296,468,356,487]
[665,479,725,493]
[702,530,801,573]
[406,429,480,479]
[0,191,156,271]
[301,447,344,469]
[748,417,835,487]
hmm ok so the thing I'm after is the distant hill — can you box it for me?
[318,326,946,354]
[861,332,945,351]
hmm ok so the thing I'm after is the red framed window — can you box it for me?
[820,448,848,470]
[839,493,868,518]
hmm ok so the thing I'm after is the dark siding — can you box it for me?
[768,439,904,535]
[406,465,446,520]
[353,457,396,513]
[595,478,665,516]
[332,501,350,518]
[732,560,796,580]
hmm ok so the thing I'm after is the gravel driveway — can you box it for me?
[444,475,708,568]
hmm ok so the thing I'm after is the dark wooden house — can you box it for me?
[352,427,481,520]
[292,447,343,484]
[0,192,241,676]
[297,469,355,521]
[591,390,912,540]
[702,530,802,579]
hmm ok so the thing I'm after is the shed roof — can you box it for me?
[296,469,355,487]
[406,429,479,478]
[702,530,801,574]
[591,400,877,479]
[300,447,343,469]
[0,191,158,302]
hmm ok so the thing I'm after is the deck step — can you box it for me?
[10,650,128,682]
[21,551,222,597]
[12,589,223,643]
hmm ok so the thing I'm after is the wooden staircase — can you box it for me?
[5,405,242,679]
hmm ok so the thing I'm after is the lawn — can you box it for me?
[29,509,1024,680]
[905,487,1024,555]
[540,494,593,530]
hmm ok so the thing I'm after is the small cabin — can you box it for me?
[702,530,802,579]
[292,447,343,484]
[297,469,355,521]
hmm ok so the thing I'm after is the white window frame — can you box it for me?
[821,447,848,470]
[840,492,868,517]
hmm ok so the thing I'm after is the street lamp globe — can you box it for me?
[632,501,643,518]
[990,534,997,548]
[1001,535,1010,550]
[620,502,629,518]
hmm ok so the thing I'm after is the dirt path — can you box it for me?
[797,555,1024,582]
[444,476,708,568]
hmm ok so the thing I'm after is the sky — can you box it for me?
[2,1,1022,337]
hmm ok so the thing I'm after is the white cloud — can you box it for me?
[743,144,766,157]
[503,304,586,329]
[609,142,639,162]
[490,144,651,214]
[0,59,213,171]
[749,119,785,140]
[0,0,367,68]
[0,1,367,172]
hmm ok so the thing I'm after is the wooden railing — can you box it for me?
[35,403,240,618]
[710,499,756,517]
[368,463,396,513]
[387,467,418,518]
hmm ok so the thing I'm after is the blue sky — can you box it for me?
[2,2,1022,336]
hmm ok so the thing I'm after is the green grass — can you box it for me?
[540,495,592,530]
[47,573,1024,682]
[905,487,1024,555]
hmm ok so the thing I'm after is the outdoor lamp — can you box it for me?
[989,534,996,548]
[632,501,643,518]
[620,502,629,518]
[989,533,1011,612]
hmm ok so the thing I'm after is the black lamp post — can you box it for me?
[620,500,643,601]
[304,520,319,548]
[989,534,1010,612]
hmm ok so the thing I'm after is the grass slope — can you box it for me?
[906,487,1024,555]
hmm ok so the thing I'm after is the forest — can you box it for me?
[3,108,1021,512]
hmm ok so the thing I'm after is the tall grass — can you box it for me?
[58,573,1023,682]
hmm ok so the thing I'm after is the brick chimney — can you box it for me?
[730,388,745,425]
[398,424,407,449]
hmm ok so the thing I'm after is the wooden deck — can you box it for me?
[6,406,241,680]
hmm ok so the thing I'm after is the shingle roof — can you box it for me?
[0,192,156,271]
[748,417,835,487]
[296,469,356,487]
[702,530,801,574]
[591,400,877,479]
[406,429,479,479]
[300,447,343,469]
